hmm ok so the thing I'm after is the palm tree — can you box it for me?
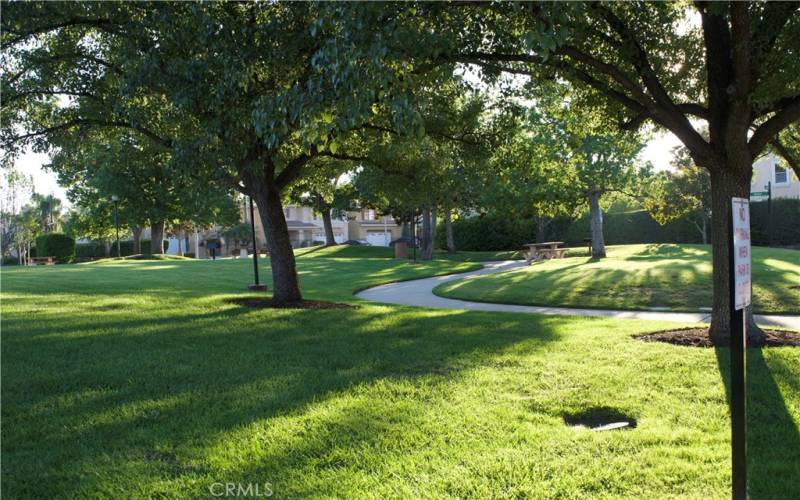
[30,193,62,233]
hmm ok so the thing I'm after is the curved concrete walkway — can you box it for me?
[356,260,800,330]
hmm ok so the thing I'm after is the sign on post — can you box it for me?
[732,197,751,311]
[730,197,749,500]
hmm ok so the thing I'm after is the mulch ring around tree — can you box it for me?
[225,298,358,310]
[636,328,800,348]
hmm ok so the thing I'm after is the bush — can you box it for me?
[184,252,196,259]
[2,256,19,266]
[35,233,76,263]
[442,200,800,251]
[751,199,800,246]
[118,239,169,256]
[76,242,109,258]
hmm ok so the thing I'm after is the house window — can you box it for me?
[362,209,376,221]
[774,164,788,185]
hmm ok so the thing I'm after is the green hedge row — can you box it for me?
[440,199,800,251]
[35,233,76,263]
[76,239,169,259]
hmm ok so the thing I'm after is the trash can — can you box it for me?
[394,239,407,260]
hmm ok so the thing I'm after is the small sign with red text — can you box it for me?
[732,197,751,310]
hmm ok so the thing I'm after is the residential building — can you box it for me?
[750,154,800,201]
[153,203,404,258]
[347,207,403,246]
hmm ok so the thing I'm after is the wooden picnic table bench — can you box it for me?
[29,256,55,265]
[522,242,567,264]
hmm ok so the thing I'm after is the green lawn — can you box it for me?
[294,244,523,262]
[435,244,800,314]
[2,249,799,498]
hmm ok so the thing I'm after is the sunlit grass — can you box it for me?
[2,250,799,498]
[435,244,800,314]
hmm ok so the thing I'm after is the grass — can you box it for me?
[293,244,523,262]
[2,248,799,498]
[435,243,800,314]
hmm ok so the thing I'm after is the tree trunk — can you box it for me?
[131,225,143,255]
[104,241,111,257]
[177,227,184,256]
[420,206,434,260]
[253,182,302,304]
[701,214,708,245]
[587,190,606,258]
[321,208,337,247]
[708,167,763,345]
[444,208,456,254]
[430,206,437,253]
[150,221,165,254]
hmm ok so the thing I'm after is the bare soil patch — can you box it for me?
[636,327,800,347]
[226,298,357,310]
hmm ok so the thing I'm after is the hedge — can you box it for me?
[440,199,800,251]
[750,199,800,246]
[35,233,76,263]
[76,239,170,259]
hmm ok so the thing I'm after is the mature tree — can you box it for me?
[0,165,33,257]
[354,84,494,259]
[288,162,357,247]
[62,204,117,256]
[30,192,62,233]
[645,145,712,244]
[2,2,425,303]
[443,1,800,342]
[12,205,41,265]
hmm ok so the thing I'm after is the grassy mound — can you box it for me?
[434,243,800,314]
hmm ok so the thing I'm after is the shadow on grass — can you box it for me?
[715,347,800,498]
[2,301,561,497]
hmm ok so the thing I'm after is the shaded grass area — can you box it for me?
[294,244,523,261]
[2,253,799,498]
[435,244,800,314]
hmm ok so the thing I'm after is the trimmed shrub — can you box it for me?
[441,200,800,251]
[751,199,800,246]
[118,239,169,256]
[35,233,76,263]
[76,242,109,259]
[2,256,19,266]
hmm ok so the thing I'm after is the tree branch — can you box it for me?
[770,138,800,180]
[2,18,116,50]
[4,118,173,150]
[749,95,800,157]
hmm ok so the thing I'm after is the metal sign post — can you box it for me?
[730,197,750,500]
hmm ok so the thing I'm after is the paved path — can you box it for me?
[356,260,800,330]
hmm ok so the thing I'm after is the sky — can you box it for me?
[14,131,682,211]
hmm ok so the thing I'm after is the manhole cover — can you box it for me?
[563,406,637,431]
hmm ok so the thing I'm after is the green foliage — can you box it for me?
[222,223,252,248]
[1,256,19,266]
[34,233,75,263]
[75,242,108,259]
[751,199,800,246]
[118,239,168,257]
[444,200,800,252]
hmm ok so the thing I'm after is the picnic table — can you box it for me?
[29,256,55,265]
[522,242,567,264]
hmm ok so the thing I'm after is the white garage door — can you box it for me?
[366,231,390,247]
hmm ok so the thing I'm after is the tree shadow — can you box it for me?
[714,346,800,498]
[2,299,562,497]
